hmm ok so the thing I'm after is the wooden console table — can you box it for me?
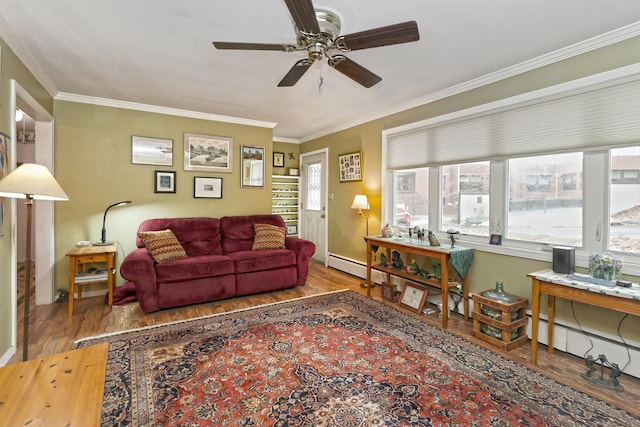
[528,269,640,364]
[365,236,474,329]
[0,343,108,426]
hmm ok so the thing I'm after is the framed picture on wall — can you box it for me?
[131,136,173,166]
[194,176,223,199]
[183,133,233,173]
[154,170,176,193]
[241,145,264,187]
[338,151,362,182]
[273,151,285,167]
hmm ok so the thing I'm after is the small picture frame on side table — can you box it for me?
[398,281,428,314]
[381,282,398,302]
[154,170,176,193]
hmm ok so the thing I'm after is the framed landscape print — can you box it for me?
[194,176,223,199]
[241,145,264,187]
[338,151,362,182]
[132,135,173,166]
[154,170,176,193]
[184,133,233,173]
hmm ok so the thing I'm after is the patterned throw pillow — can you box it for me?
[138,229,187,263]
[252,223,286,250]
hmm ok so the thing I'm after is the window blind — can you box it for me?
[386,72,640,169]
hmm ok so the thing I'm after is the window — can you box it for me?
[508,153,583,246]
[389,167,429,228]
[305,162,321,211]
[610,147,640,254]
[441,161,490,237]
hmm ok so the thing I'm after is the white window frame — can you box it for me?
[382,64,640,276]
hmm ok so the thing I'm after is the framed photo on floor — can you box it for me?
[398,281,428,314]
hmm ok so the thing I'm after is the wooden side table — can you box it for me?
[66,243,117,316]
[0,342,108,426]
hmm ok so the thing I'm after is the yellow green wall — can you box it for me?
[301,35,640,341]
[0,39,54,359]
[52,100,278,291]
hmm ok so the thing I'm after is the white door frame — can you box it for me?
[300,148,329,266]
[7,80,55,358]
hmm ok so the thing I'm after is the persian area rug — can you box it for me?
[76,290,637,426]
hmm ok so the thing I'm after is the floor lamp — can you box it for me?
[0,163,68,361]
[351,194,372,288]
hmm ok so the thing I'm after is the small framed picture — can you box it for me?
[241,145,265,187]
[132,136,173,166]
[194,176,223,199]
[398,281,428,314]
[288,168,299,176]
[381,282,398,302]
[286,224,298,235]
[490,234,502,245]
[273,151,285,167]
[154,170,176,193]
[338,151,362,182]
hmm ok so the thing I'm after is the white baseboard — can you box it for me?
[328,253,640,380]
[0,346,16,367]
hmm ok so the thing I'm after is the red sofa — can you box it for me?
[120,215,316,313]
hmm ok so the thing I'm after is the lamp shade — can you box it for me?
[0,163,68,200]
[351,194,370,210]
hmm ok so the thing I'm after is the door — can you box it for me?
[300,150,327,264]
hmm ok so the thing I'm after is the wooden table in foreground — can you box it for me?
[0,342,108,426]
[528,269,640,364]
[365,236,474,329]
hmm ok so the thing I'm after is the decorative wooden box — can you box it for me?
[471,292,529,350]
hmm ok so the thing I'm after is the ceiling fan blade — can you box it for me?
[278,59,313,87]
[283,0,320,34]
[213,41,296,52]
[335,21,419,51]
[328,55,382,88]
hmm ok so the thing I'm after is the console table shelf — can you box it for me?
[364,236,474,329]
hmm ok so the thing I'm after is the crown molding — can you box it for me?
[55,93,277,129]
[297,21,640,142]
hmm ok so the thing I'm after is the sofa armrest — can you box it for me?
[285,237,316,285]
[119,248,160,313]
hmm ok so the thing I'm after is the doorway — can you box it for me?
[300,149,328,264]
[8,80,55,358]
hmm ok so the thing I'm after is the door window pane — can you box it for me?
[508,153,582,246]
[306,162,321,211]
[441,161,490,236]
[610,147,640,254]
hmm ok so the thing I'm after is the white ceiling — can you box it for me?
[1,1,640,142]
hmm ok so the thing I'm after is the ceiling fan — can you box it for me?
[212,0,419,88]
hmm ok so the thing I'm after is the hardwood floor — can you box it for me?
[9,261,640,417]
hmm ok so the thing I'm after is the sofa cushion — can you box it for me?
[220,214,286,254]
[228,249,296,274]
[138,229,187,263]
[252,223,286,250]
[137,217,222,256]
[155,254,234,283]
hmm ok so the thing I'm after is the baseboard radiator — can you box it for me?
[328,253,640,380]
